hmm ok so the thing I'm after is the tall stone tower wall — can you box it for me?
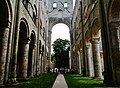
[47,0,73,28]
[47,0,73,68]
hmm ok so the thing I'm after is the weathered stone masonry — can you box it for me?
[0,0,49,86]
[72,0,120,86]
[0,0,120,87]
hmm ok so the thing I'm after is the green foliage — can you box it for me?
[17,73,57,88]
[52,38,70,68]
[64,74,109,88]
[51,53,56,64]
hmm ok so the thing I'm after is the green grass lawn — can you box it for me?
[64,74,108,88]
[17,73,57,88]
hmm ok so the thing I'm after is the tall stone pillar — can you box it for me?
[77,51,82,74]
[40,53,43,73]
[0,27,10,85]
[36,45,41,76]
[39,50,42,74]
[48,30,52,67]
[86,44,94,77]
[92,38,102,79]
[19,38,30,79]
[80,49,83,74]
[109,21,120,85]
[29,45,36,77]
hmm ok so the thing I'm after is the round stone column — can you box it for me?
[28,44,36,77]
[0,27,10,85]
[78,51,82,74]
[80,49,83,74]
[36,47,41,76]
[31,45,36,77]
[86,44,93,77]
[92,38,102,79]
[39,51,42,74]
[20,38,30,79]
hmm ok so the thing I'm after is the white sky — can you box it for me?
[51,23,70,43]
[73,0,76,8]
[51,0,76,53]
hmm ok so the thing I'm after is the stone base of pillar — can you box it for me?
[10,78,17,84]
[0,84,5,87]
[92,77,104,80]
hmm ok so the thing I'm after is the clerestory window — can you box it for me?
[33,5,37,23]
[53,2,57,9]
[64,2,68,8]
[22,0,29,8]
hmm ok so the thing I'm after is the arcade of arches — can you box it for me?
[0,0,120,87]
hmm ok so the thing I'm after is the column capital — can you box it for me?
[109,20,120,28]
[22,37,31,44]
[91,38,100,44]
[7,20,12,29]
[86,44,90,49]
[80,48,82,53]
[31,44,36,49]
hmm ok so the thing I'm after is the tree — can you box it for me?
[52,38,70,68]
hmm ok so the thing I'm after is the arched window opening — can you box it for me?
[33,4,37,23]
[64,2,68,8]
[22,0,29,8]
[53,2,57,9]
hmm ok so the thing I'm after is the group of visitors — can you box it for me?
[46,67,75,74]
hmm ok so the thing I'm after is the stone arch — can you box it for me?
[17,18,30,79]
[0,0,12,85]
[27,31,36,77]
[50,20,71,30]
[85,30,91,44]
[109,0,120,20]
[91,18,100,39]
[20,18,30,36]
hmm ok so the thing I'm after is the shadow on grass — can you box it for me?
[64,74,108,88]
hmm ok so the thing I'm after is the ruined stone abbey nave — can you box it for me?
[0,0,120,86]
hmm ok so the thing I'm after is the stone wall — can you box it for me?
[0,0,49,86]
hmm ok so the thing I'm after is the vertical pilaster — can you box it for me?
[92,38,102,79]
[98,0,114,85]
